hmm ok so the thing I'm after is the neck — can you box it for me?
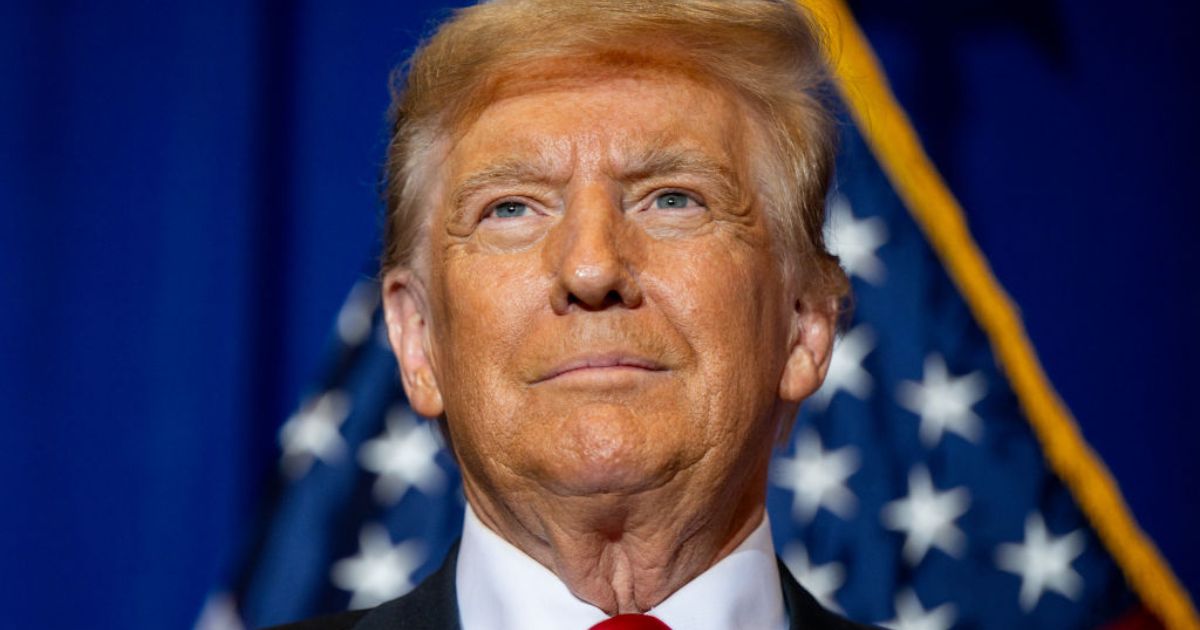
[463,465,769,615]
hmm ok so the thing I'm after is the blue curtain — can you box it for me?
[1,1,1195,628]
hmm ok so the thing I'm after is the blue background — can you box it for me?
[0,1,1195,628]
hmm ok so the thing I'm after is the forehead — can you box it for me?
[444,72,755,179]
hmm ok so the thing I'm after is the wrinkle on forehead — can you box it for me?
[444,75,759,203]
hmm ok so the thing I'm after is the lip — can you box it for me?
[532,353,667,384]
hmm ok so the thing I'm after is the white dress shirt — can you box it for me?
[456,505,788,630]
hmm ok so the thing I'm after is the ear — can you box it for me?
[381,268,445,418]
[778,296,838,403]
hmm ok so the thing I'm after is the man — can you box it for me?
[278,0,869,628]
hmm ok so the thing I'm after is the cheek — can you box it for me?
[439,249,542,349]
[644,235,789,422]
[653,238,785,352]
[432,250,545,427]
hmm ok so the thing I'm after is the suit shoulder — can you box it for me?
[261,608,369,630]
[794,592,881,630]
[267,543,460,630]
[777,557,881,629]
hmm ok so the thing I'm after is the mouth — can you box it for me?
[532,353,668,385]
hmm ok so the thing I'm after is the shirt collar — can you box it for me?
[456,504,787,630]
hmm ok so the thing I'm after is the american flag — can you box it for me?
[198,5,1190,628]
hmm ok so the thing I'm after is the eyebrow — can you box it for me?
[448,144,745,212]
[618,145,736,184]
[449,158,564,212]
[616,146,743,205]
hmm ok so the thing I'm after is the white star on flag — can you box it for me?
[358,407,447,505]
[825,195,889,285]
[811,324,875,410]
[782,544,845,613]
[193,592,245,630]
[331,523,425,609]
[336,281,380,346]
[278,390,351,479]
[772,429,860,522]
[881,589,957,630]
[996,512,1086,612]
[881,465,970,565]
[897,354,986,447]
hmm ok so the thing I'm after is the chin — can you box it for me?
[541,457,676,497]
[532,403,689,497]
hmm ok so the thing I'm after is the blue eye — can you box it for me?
[491,201,529,218]
[654,192,696,209]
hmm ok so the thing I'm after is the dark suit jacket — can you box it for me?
[269,543,877,629]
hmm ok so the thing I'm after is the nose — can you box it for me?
[546,186,643,313]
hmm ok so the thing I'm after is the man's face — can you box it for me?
[389,71,827,512]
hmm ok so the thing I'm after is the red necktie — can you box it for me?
[588,613,673,630]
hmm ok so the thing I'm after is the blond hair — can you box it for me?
[381,0,848,301]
